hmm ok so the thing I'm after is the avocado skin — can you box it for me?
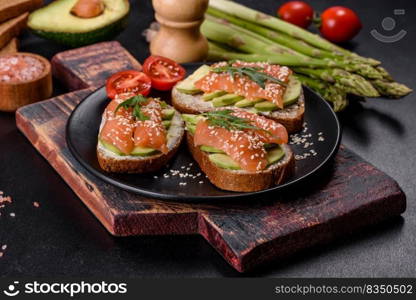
[31,13,129,47]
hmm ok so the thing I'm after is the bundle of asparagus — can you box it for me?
[202,0,411,111]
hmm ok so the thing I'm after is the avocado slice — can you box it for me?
[200,145,225,153]
[162,109,175,120]
[99,139,125,156]
[28,0,130,47]
[162,120,171,129]
[208,154,241,170]
[234,98,263,108]
[100,139,158,157]
[182,114,201,125]
[267,146,285,165]
[283,75,302,105]
[131,146,158,156]
[212,94,244,107]
[254,101,278,112]
[175,65,211,94]
[202,91,227,101]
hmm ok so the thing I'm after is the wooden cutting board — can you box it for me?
[15,41,406,273]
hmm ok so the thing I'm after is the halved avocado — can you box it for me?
[28,0,130,47]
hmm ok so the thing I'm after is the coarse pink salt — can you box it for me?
[33,201,40,208]
[0,54,45,83]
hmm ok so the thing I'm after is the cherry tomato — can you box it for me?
[106,70,151,99]
[143,55,186,91]
[320,6,362,43]
[277,1,314,28]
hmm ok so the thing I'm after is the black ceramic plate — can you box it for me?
[66,63,341,201]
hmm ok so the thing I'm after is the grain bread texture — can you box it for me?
[186,133,295,192]
[172,87,305,133]
[97,109,185,173]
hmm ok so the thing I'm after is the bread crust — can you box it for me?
[186,133,295,192]
[97,136,182,173]
[172,87,305,133]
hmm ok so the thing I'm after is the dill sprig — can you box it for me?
[211,63,287,89]
[202,110,266,133]
[114,95,150,121]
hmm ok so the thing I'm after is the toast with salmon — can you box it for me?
[183,108,295,192]
[172,61,305,133]
[97,94,185,173]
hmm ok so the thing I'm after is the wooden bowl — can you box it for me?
[0,52,52,112]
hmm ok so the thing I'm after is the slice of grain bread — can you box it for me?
[97,108,185,173]
[0,0,43,23]
[172,87,305,133]
[0,13,28,49]
[186,133,295,192]
[0,37,18,54]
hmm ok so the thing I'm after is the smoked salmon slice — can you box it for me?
[100,96,168,155]
[193,109,289,172]
[194,61,292,109]
[133,100,168,154]
[100,96,135,155]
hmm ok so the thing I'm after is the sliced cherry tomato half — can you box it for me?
[143,55,186,91]
[106,70,152,99]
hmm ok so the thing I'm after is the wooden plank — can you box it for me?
[0,13,28,49]
[0,37,18,54]
[15,42,406,272]
[51,41,142,91]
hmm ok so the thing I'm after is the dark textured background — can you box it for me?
[0,0,415,277]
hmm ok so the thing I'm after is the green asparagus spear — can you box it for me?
[203,17,305,57]
[371,80,413,98]
[207,48,341,68]
[294,68,380,98]
[207,7,336,59]
[209,0,380,66]
[296,74,348,111]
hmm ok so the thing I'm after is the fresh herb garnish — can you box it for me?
[114,95,150,121]
[211,63,287,89]
[202,109,266,133]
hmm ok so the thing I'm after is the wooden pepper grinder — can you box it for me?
[150,0,209,63]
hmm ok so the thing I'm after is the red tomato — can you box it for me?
[277,1,314,28]
[106,70,151,99]
[320,6,362,43]
[143,55,186,91]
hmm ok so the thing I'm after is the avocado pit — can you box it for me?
[71,0,104,18]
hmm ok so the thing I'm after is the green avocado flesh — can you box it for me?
[212,94,244,107]
[162,109,175,120]
[176,65,211,94]
[176,65,301,111]
[208,145,285,170]
[99,107,175,156]
[28,0,130,47]
[202,91,227,101]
